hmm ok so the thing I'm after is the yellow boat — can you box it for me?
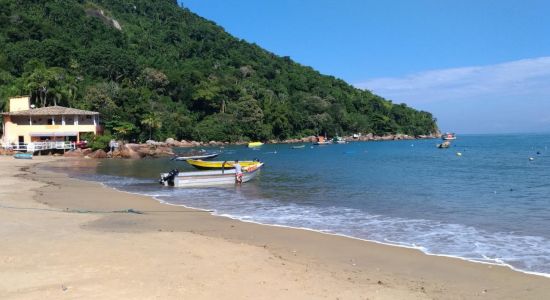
[248,142,264,148]
[186,159,260,170]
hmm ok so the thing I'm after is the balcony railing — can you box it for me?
[5,142,76,152]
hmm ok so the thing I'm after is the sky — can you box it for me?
[181,0,550,133]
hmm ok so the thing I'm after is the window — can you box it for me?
[47,119,53,125]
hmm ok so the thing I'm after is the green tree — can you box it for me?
[141,112,162,140]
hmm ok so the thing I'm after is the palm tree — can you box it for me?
[141,112,162,140]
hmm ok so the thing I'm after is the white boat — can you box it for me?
[332,136,347,144]
[442,132,456,140]
[159,163,264,187]
[313,135,332,145]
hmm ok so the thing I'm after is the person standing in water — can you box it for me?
[234,160,243,184]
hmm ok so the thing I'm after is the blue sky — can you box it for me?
[181,0,550,133]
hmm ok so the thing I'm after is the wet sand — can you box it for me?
[1,156,549,299]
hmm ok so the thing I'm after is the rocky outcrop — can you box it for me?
[121,143,174,158]
[278,136,317,144]
[90,149,108,159]
[120,143,146,159]
[0,148,16,156]
[85,7,122,31]
[63,149,84,158]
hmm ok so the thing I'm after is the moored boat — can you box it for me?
[248,142,264,148]
[186,159,260,170]
[14,153,33,159]
[442,132,456,140]
[332,136,347,144]
[159,163,264,187]
[173,153,219,161]
[291,145,306,149]
[313,135,332,145]
[437,141,451,148]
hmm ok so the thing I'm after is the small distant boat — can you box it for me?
[313,135,332,145]
[173,153,219,161]
[248,142,264,148]
[442,132,456,140]
[14,153,33,159]
[159,163,264,187]
[186,159,260,170]
[291,145,306,149]
[437,141,451,148]
[332,136,347,144]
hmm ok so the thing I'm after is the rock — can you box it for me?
[154,146,174,157]
[121,144,141,151]
[91,149,108,159]
[119,144,144,159]
[82,148,93,156]
[63,149,84,158]
[303,136,316,143]
[111,149,122,158]
[165,138,176,145]
[179,140,194,147]
[0,148,15,156]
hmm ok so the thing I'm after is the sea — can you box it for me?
[57,134,550,277]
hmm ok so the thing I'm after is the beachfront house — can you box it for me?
[1,96,100,150]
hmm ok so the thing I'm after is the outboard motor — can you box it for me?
[159,169,179,186]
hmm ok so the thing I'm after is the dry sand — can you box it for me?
[0,156,549,299]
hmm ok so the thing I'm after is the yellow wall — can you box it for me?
[3,118,97,144]
[9,96,30,112]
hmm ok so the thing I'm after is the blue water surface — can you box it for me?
[66,134,550,275]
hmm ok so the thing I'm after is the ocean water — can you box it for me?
[62,134,550,276]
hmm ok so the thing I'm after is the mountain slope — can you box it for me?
[0,0,438,141]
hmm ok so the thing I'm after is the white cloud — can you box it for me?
[354,57,550,133]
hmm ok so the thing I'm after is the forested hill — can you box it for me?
[0,0,438,142]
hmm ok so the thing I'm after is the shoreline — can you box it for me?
[118,181,549,280]
[2,157,550,299]
[83,167,550,279]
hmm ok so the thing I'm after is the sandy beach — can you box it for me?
[1,156,549,299]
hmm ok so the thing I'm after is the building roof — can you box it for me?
[2,106,99,116]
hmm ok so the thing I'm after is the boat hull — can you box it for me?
[161,163,263,187]
[442,132,456,140]
[248,142,264,148]
[14,153,33,159]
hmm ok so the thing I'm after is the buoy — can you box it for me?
[529,157,534,161]
[456,152,462,156]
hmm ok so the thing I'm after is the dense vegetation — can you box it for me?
[0,0,438,142]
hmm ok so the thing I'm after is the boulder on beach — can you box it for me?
[91,149,108,159]
[119,144,144,159]
[63,149,84,158]
[0,148,16,156]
